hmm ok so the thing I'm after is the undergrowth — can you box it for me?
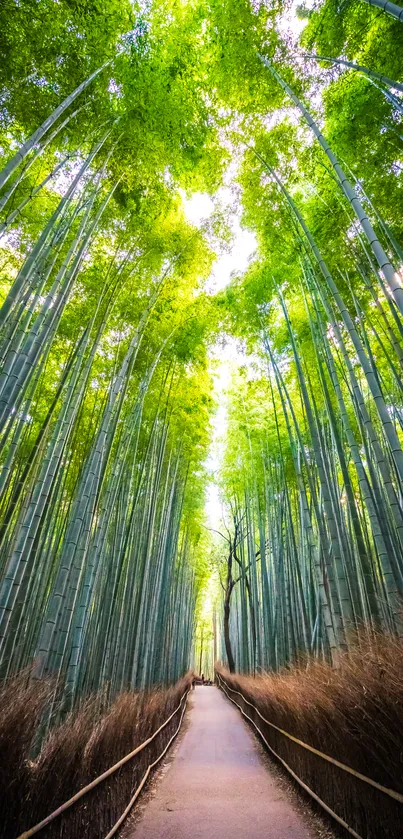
[0,671,192,839]
[216,633,403,839]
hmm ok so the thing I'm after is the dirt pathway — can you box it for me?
[128,686,316,839]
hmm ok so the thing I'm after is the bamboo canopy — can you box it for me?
[0,0,403,721]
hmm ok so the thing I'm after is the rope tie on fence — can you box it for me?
[16,688,189,839]
[216,673,403,804]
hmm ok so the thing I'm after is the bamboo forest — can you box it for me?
[1,0,403,837]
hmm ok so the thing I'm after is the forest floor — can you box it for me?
[124,686,336,839]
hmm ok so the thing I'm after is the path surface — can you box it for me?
[129,686,314,839]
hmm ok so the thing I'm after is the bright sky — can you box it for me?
[183,189,255,532]
[182,190,257,293]
[182,189,255,528]
[278,0,311,41]
[181,0,310,530]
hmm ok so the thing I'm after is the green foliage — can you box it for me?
[1,0,403,708]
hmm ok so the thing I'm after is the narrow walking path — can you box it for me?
[128,686,315,839]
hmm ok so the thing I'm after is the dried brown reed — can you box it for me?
[0,672,192,839]
[217,633,403,839]
[0,671,52,835]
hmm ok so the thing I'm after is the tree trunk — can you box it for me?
[223,589,235,673]
[199,625,204,675]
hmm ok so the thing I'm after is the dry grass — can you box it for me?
[0,671,52,834]
[217,633,403,839]
[0,672,192,839]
